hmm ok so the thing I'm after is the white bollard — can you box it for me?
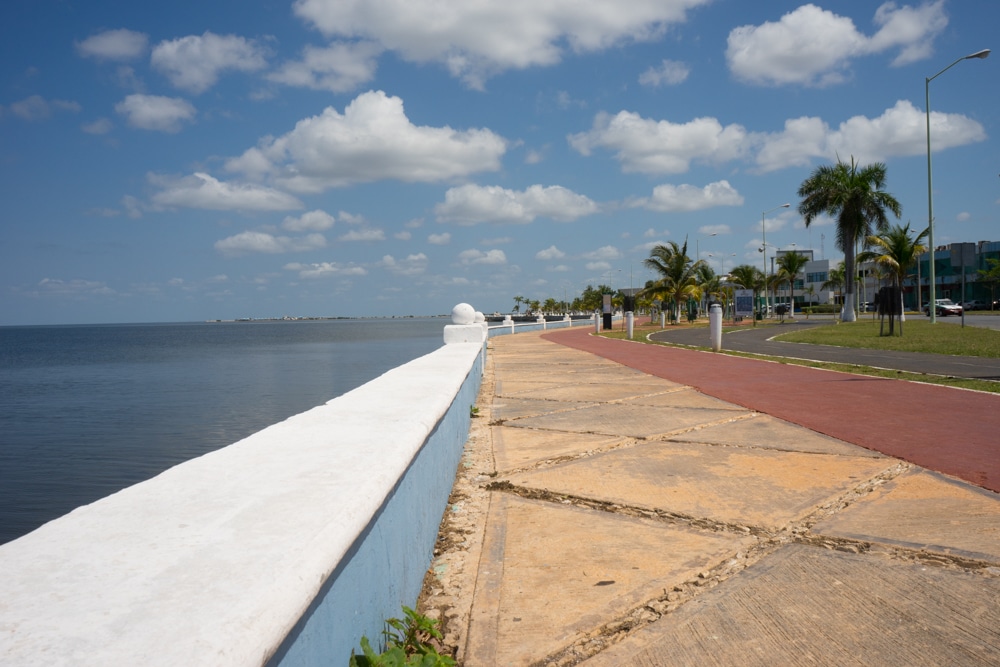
[594,313,600,333]
[626,311,634,339]
[444,303,485,344]
[660,311,666,328]
[709,303,722,352]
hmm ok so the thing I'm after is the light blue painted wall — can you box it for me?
[269,350,483,667]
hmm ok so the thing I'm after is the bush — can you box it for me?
[349,607,455,667]
[803,304,839,314]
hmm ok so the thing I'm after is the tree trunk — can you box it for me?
[841,288,857,322]
[842,240,857,323]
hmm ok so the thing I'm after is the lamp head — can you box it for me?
[966,49,991,60]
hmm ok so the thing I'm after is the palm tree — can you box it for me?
[857,223,928,335]
[699,271,725,316]
[641,239,704,324]
[512,295,525,314]
[797,157,902,322]
[822,262,846,315]
[775,251,810,318]
[695,263,720,315]
[979,259,1000,311]
[729,264,765,326]
[803,284,816,318]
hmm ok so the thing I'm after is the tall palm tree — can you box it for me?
[641,239,704,324]
[857,223,928,334]
[797,157,902,322]
[775,251,810,318]
[512,295,525,314]
[728,264,765,326]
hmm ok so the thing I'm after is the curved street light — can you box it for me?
[925,48,990,323]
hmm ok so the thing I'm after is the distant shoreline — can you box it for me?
[207,315,450,323]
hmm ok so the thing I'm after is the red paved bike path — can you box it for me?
[543,327,1000,494]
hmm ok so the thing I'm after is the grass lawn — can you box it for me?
[773,318,1000,358]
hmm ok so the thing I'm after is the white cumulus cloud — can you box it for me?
[284,262,367,279]
[435,183,598,225]
[281,210,337,232]
[754,100,986,171]
[459,248,507,265]
[215,231,326,257]
[268,41,382,92]
[76,29,149,61]
[581,245,622,261]
[638,59,690,87]
[726,2,948,87]
[535,245,566,260]
[8,95,80,121]
[569,111,748,174]
[151,32,269,94]
[115,94,195,132]
[226,90,506,192]
[629,180,744,212]
[428,233,451,245]
[149,172,304,211]
[380,253,428,276]
[293,0,711,88]
[339,228,386,242]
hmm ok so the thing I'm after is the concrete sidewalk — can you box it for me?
[423,330,1000,666]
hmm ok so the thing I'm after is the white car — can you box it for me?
[923,299,963,317]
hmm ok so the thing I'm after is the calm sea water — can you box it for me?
[0,318,448,545]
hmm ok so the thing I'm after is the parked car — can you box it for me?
[923,299,963,316]
[961,300,988,311]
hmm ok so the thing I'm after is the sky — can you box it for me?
[1,0,997,325]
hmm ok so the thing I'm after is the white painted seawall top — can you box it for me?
[0,334,485,666]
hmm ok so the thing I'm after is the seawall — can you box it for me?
[0,310,596,665]
[0,319,485,666]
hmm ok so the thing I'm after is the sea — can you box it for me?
[0,318,449,545]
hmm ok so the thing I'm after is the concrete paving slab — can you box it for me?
[511,381,684,402]
[811,469,1000,562]
[581,543,1000,667]
[670,413,886,457]
[508,403,746,438]
[620,387,749,411]
[491,396,595,420]
[506,441,896,531]
[493,360,618,374]
[465,494,755,667]
[493,427,624,472]
[495,379,570,397]
[428,331,1000,666]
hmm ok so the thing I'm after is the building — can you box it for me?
[772,249,834,310]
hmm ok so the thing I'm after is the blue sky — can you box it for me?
[1,0,996,324]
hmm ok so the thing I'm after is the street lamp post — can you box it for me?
[761,203,790,316]
[925,48,990,324]
[708,252,737,276]
[696,232,717,265]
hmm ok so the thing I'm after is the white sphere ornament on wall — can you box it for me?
[451,303,475,325]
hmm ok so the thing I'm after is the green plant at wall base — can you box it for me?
[469,405,480,418]
[349,607,455,667]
